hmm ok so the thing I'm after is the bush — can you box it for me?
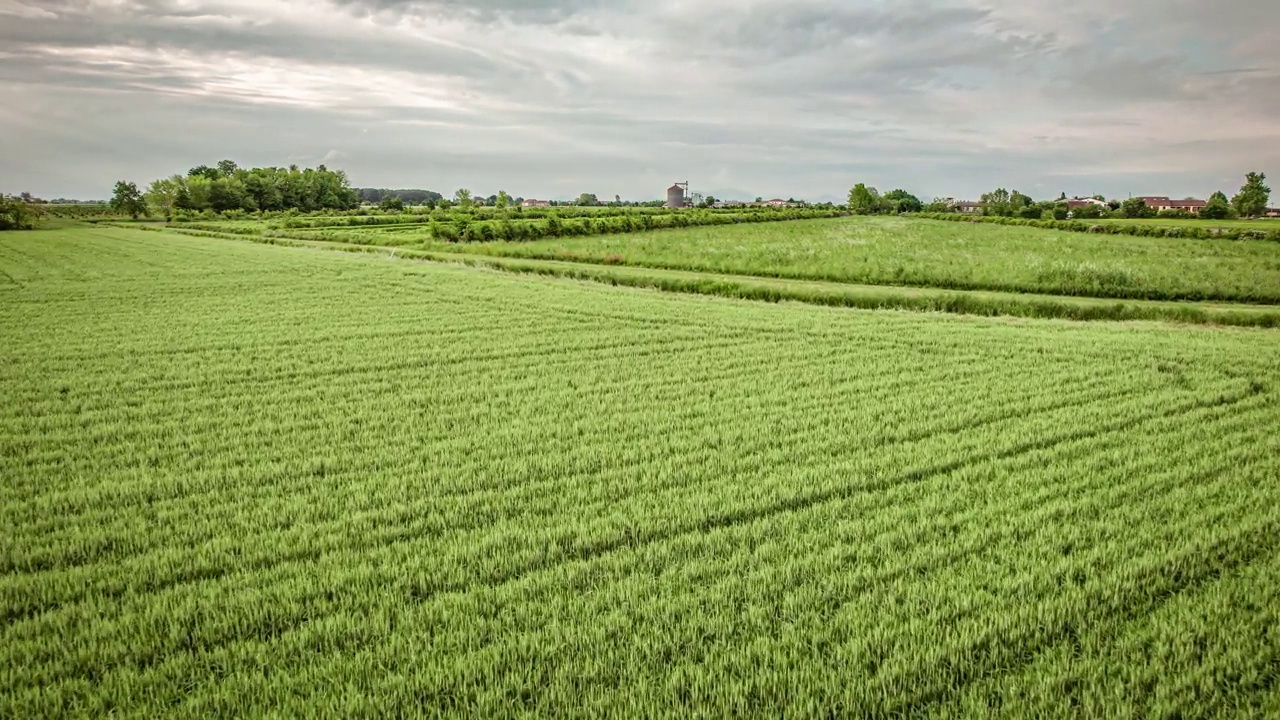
[1,195,42,230]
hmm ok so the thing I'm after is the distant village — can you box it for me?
[524,184,1278,217]
[947,196,1219,215]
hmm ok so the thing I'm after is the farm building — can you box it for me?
[1136,196,1207,213]
[1066,198,1108,210]
[952,201,982,214]
[521,199,551,208]
[665,183,689,209]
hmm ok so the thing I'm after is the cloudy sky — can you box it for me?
[1,0,1277,202]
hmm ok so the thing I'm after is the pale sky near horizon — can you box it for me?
[1,0,1277,202]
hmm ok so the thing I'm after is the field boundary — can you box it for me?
[160,226,1280,328]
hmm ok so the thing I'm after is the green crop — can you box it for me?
[3,226,1280,718]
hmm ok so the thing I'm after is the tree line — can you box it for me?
[365,188,677,211]
[846,172,1271,220]
[109,160,362,219]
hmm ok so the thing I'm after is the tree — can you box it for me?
[1009,190,1033,211]
[848,183,881,215]
[496,190,511,209]
[208,177,249,212]
[1071,203,1106,219]
[243,172,283,211]
[174,183,195,211]
[188,165,221,181]
[145,176,184,219]
[980,188,1012,217]
[1232,172,1270,218]
[454,188,473,210]
[1201,191,1232,220]
[577,193,599,206]
[881,189,923,214]
[1120,197,1156,219]
[0,194,40,230]
[379,195,405,212]
[110,181,148,219]
[217,159,238,177]
[1018,202,1045,219]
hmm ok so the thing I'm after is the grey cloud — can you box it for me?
[690,2,997,61]
[1,0,1278,202]
[329,0,610,24]
[0,8,504,80]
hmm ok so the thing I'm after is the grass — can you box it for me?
[1098,217,1280,230]
[3,226,1280,717]
[307,216,1280,304]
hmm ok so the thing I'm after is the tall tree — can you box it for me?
[174,183,195,211]
[1201,191,1233,220]
[1120,197,1155,219]
[454,188,473,210]
[110,181,148,219]
[577,193,599,206]
[496,190,511,209]
[881,189,923,213]
[980,188,1013,216]
[188,165,221,181]
[145,176,183,218]
[208,177,249,212]
[1232,172,1271,217]
[847,183,881,215]
[217,159,239,177]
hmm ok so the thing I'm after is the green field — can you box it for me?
[4,226,1280,717]
[260,216,1280,304]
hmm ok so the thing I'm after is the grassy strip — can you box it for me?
[162,227,1280,327]
[911,212,1280,241]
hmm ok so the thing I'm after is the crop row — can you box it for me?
[7,403,1275,716]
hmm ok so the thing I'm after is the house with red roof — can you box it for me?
[1137,196,1207,213]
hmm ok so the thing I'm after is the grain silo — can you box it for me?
[666,182,689,208]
